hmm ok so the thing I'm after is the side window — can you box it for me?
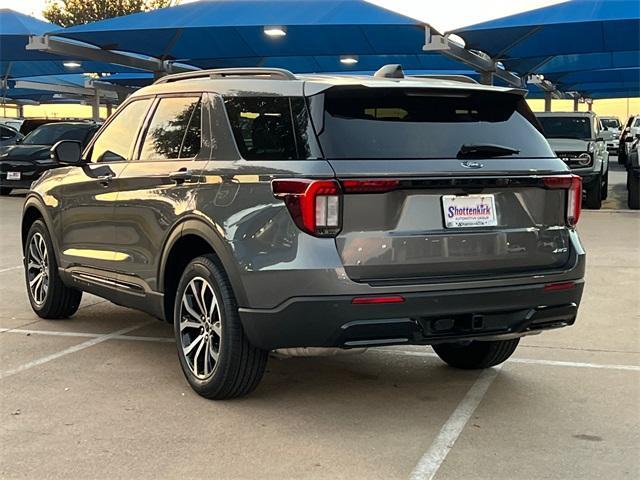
[224,96,311,160]
[0,126,16,140]
[88,99,151,163]
[139,96,201,161]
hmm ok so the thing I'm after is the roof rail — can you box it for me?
[154,67,297,84]
[409,74,479,84]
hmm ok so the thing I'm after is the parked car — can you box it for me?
[21,66,585,400]
[0,121,99,195]
[535,111,609,209]
[619,115,640,165]
[626,134,640,209]
[599,116,621,153]
[0,117,24,131]
[0,124,23,147]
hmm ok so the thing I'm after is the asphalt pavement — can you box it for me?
[0,161,638,480]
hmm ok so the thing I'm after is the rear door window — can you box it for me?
[224,97,312,160]
[139,96,202,161]
[312,87,553,159]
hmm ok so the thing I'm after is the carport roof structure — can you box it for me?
[28,0,470,75]
[0,9,138,79]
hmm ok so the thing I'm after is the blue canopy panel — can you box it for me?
[453,0,640,60]
[551,67,640,86]
[190,53,468,73]
[501,50,640,77]
[50,0,431,63]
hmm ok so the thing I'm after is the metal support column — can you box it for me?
[92,89,101,121]
[544,91,552,112]
[573,97,579,112]
[17,104,24,118]
[106,103,113,117]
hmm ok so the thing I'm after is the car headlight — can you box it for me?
[587,142,595,153]
[577,153,592,166]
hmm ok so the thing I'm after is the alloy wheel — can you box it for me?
[27,232,49,305]
[179,276,222,379]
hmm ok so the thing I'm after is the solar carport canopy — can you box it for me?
[43,0,467,72]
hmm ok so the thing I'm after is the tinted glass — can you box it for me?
[634,118,640,128]
[538,116,593,140]
[139,96,201,161]
[224,97,311,160]
[0,126,16,140]
[89,99,151,162]
[601,118,619,129]
[22,124,92,146]
[314,88,553,159]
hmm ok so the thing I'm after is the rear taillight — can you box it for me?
[272,179,341,237]
[543,175,582,226]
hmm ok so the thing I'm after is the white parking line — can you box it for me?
[378,348,640,372]
[0,265,21,273]
[0,327,174,343]
[409,367,502,480]
[0,320,154,380]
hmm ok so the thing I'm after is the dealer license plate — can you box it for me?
[6,171,21,181]
[442,194,498,228]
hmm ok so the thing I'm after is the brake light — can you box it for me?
[543,175,582,226]
[272,179,341,237]
[342,179,400,193]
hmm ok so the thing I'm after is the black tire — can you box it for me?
[584,174,602,209]
[618,150,627,165]
[25,220,82,319]
[601,168,609,200]
[432,338,520,370]
[174,254,268,400]
[0,187,12,196]
[628,172,640,210]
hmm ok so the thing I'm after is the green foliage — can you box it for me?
[43,0,179,27]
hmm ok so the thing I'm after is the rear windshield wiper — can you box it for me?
[457,144,520,159]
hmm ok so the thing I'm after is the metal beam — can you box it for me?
[422,26,523,87]
[27,35,197,75]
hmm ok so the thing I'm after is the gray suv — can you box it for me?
[21,66,586,399]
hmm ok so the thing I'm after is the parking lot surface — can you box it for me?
[1,162,638,480]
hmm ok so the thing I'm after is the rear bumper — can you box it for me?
[239,280,585,350]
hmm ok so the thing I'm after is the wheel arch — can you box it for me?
[158,217,247,322]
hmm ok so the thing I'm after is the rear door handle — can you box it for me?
[169,168,193,184]
[97,173,114,186]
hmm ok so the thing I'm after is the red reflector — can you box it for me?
[342,179,400,193]
[543,281,576,292]
[351,295,405,304]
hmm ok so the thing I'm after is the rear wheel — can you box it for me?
[174,254,268,400]
[584,174,602,209]
[25,220,82,319]
[432,338,520,369]
[0,187,12,196]
[628,172,640,209]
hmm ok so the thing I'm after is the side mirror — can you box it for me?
[51,140,83,165]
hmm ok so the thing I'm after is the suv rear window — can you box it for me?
[538,116,593,140]
[313,87,553,159]
[224,97,312,160]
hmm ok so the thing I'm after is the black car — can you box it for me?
[626,134,640,209]
[0,122,99,195]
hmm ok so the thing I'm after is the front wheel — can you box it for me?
[174,254,268,400]
[584,174,602,209]
[601,169,609,200]
[432,338,520,369]
[25,220,82,318]
[628,172,640,209]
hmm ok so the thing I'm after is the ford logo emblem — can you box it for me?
[460,161,484,169]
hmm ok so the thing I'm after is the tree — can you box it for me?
[44,0,179,27]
